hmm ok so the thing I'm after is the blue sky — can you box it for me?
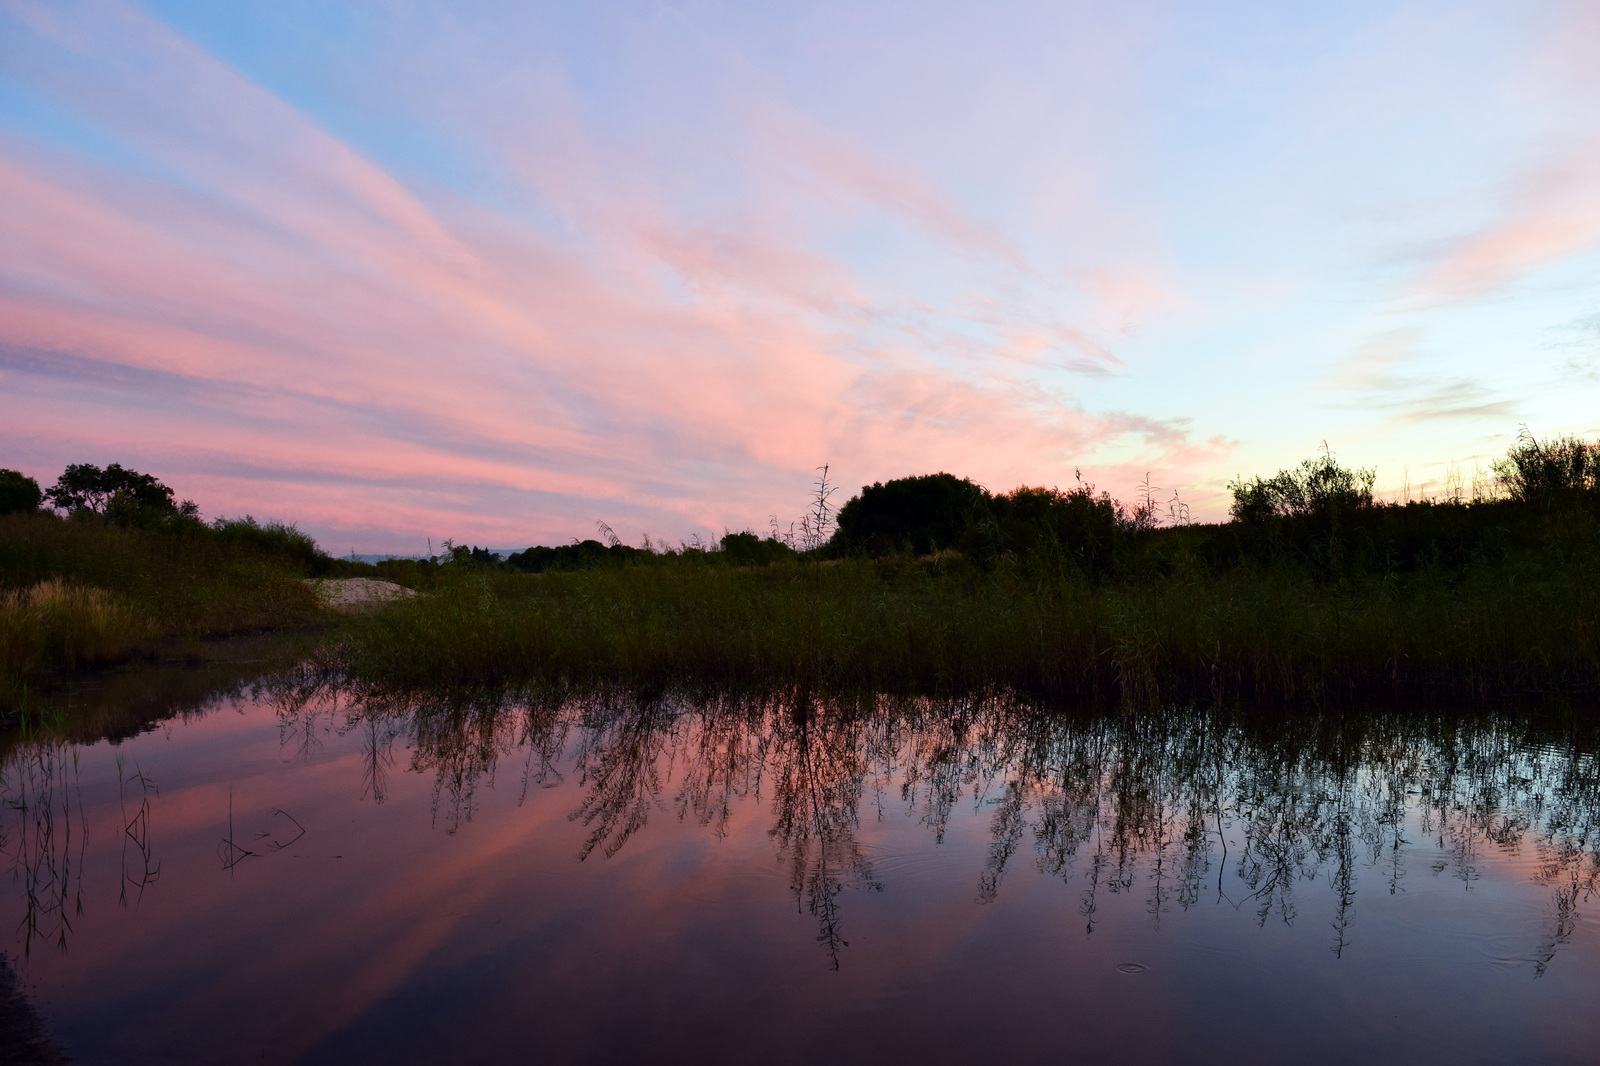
[2,0,1597,551]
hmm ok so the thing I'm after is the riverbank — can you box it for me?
[320,516,1600,704]
[8,435,1600,709]
[0,510,345,708]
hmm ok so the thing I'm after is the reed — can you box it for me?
[321,522,1600,704]
[0,579,150,680]
[0,510,326,700]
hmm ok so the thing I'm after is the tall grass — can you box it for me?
[322,524,1600,703]
[0,580,150,680]
[0,511,326,700]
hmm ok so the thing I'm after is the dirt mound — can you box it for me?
[305,578,418,612]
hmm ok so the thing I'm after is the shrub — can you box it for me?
[506,540,646,573]
[1229,452,1375,524]
[1493,428,1598,508]
[719,531,797,566]
[211,516,327,571]
[0,470,42,516]
[978,483,1126,572]
[832,473,991,556]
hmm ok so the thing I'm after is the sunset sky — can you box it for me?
[3,0,1598,553]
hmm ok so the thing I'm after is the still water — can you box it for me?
[3,667,1599,1064]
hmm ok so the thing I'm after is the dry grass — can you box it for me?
[0,579,152,681]
[0,510,327,702]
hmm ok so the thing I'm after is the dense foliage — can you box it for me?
[43,462,200,525]
[0,471,42,517]
[832,472,989,556]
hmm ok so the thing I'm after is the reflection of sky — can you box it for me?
[5,690,1600,1064]
[2,1,1599,551]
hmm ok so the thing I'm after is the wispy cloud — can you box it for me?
[5,1,1596,549]
[0,0,1187,549]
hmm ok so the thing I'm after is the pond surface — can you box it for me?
[4,672,1600,1064]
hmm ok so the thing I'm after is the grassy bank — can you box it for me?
[315,432,1600,703]
[9,432,1600,708]
[0,510,341,704]
[322,497,1600,704]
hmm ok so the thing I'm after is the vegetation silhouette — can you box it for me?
[44,462,199,526]
[832,472,988,557]
[0,471,42,517]
[9,429,1600,705]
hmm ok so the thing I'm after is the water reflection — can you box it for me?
[237,679,1600,972]
[5,669,1600,980]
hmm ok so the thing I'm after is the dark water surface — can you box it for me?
[4,671,1599,1064]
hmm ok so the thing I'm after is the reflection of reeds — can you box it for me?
[1,739,87,956]
[253,679,1600,973]
[118,759,160,907]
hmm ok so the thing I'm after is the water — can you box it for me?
[3,671,1599,1064]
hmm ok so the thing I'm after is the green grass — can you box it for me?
[9,433,1600,709]
[0,510,333,703]
[321,509,1600,703]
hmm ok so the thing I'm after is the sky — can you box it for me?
[2,0,1598,553]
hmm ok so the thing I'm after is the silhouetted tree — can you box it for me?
[831,473,990,556]
[983,482,1125,572]
[1228,451,1375,525]
[719,530,796,566]
[44,463,197,523]
[1493,426,1598,509]
[506,539,644,573]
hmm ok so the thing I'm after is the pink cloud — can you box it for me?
[0,0,1213,549]
[1410,152,1600,302]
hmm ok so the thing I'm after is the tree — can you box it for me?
[719,530,796,566]
[832,473,991,556]
[1493,427,1597,509]
[44,463,197,523]
[0,469,43,515]
[984,482,1125,571]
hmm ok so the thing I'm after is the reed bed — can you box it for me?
[0,511,324,700]
[322,539,1600,704]
[0,580,150,681]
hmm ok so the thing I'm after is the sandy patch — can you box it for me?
[305,578,418,612]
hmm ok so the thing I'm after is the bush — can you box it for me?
[211,516,327,571]
[1493,428,1598,508]
[0,470,42,516]
[507,540,645,573]
[1229,452,1375,524]
[832,473,991,556]
[978,483,1126,572]
[719,531,797,566]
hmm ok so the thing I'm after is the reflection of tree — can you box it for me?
[673,692,764,839]
[14,665,1600,971]
[763,694,881,970]
[570,690,677,859]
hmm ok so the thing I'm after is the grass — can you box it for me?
[0,579,151,681]
[0,510,334,704]
[9,431,1600,709]
[320,506,1600,704]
